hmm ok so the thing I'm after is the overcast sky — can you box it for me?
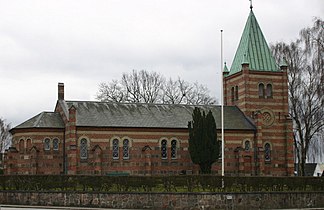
[0,0,323,127]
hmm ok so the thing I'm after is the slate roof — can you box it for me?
[60,101,256,130]
[13,101,256,131]
[228,9,279,76]
[13,112,65,129]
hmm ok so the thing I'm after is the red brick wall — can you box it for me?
[5,128,64,175]
[6,125,260,176]
[224,65,294,176]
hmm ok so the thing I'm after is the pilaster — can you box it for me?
[66,105,78,175]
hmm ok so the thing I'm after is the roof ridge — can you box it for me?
[41,111,58,114]
[66,100,245,109]
[34,112,44,127]
[65,100,219,107]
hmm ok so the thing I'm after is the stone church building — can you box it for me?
[4,7,294,176]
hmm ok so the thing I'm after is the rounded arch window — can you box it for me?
[26,139,32,150]
[112,139,119,160]
[171,140,177,159]
[244,140,251,151]
[19,139,24,152]
[123,139,129,159]
[264,143,271,162]
[44,138,50,151]
[258,83,265,98]
[80,138,88,160]
[231,87,235,102]
[161,139,167,159]
[53,138,59,151]
[235,85,239,100]
[266,84,273,98]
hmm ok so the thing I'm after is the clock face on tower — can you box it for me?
[261,109,275,127]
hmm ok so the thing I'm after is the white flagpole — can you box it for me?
[220,30,225,177]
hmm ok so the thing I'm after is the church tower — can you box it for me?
[223,6,294,176]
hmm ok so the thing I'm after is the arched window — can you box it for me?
[112,139,119,160]
[26,139,32,150]
[161,139,167,159]
[53,138,59,151]
[231,87,235,102]
[258,83,265,98]
[44,138,50,151]
[19,139,24,152]
[244,140,251,151]
[171,140,177,159]
[80,138,88,160]
[264,143,271,162]
[235,85,239,101]
[123,139,129,159]
[266,84,273,98]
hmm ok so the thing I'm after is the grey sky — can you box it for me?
[0,0,323,126]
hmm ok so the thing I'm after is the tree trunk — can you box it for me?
[300,147,307,176]
[199,162,212,174]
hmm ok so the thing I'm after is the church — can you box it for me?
[4,6,294,176]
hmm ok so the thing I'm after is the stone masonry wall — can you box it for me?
[1,191,324,209]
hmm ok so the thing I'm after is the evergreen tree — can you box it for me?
[188,107,220,174]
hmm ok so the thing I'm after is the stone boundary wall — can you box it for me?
[1,191,324,209]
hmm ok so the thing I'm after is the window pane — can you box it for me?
[26,139,32,149]
[171,140,177,159]
[113,139,119,159]
[19,139,24,151]
[80,139,88,159]
[265,143,271,161]
[161,140,167,159]
[244,141,250,151]
[235,86,239,100]
[266,84,273,98]
[53,138,59,151]
[44,138,50,151]
[123,139,129,159]
[259,84,265,98]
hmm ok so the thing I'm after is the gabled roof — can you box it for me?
[63,101,256,130]
[228,9,279,76]
[13,112,65,130]
[12,101,256,131]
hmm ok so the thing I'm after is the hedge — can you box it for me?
[0,175,323,193]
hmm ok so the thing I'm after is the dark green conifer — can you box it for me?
[188,107,220,174]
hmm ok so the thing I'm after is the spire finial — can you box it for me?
[249,0,253,10]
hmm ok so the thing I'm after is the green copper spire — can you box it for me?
[228,9,279,76]
[223,62,229,73]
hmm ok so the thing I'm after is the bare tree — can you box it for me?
[162,78,188,104]
[0,118,12,153]
[271,17,324,176]
[96,70,217,105]
[97,80,125,103]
